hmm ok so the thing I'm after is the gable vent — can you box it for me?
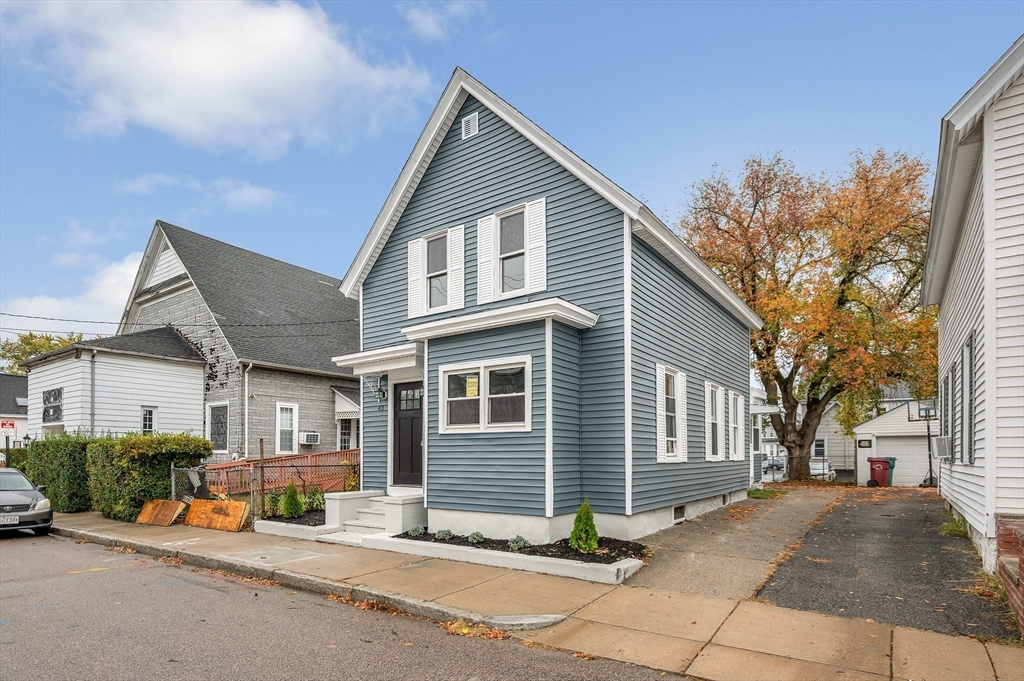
[461,112,479,140]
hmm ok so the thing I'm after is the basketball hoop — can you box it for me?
[907,399,938,487]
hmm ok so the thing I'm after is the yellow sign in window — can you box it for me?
[466,376,479,397]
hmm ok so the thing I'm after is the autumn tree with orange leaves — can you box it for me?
[678,151,937,480]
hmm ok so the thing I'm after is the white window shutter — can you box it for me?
[705,381,713,461]
[678,372,687,462]
[738,395,745,460]
[525,197,547,293]
[449,225,465,310]
[718,387,726,462]
[477,215,495,304]
[407,239,424,318]
[656,364,667,462]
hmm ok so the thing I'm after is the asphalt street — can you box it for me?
[0,531,674,681]
[757,488,1014,638]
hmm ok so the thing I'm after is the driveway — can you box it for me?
[757,487,1016,639]
[630,488,841,599]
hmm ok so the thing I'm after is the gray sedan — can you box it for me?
[0,468,52,535]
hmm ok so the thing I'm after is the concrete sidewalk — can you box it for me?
[50,512,1021,680]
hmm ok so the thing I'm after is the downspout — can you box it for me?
[90,350,97,436]
[243,362,253,457]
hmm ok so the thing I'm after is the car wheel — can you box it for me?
[33,527,50,536]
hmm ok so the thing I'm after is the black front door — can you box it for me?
[392,382,423,486]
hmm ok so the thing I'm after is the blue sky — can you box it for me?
[1,1,1021,338]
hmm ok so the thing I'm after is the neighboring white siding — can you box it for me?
[991,76,1024,515]
[91,354,204,436]
[147,246,185,288]
[938,166,987,534]
[26,355,89,435]
[818,404,855,470]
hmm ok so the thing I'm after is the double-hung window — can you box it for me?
[477,198,546,303]
[141,407,157,434]
[207,402,228,453]
[813,438,826,459]
[656,364,686,462]
[441,357,531,433]
[407,226,464,318]
[705,382,725,461]
[729,391,744,460]
[751,413,762,454]
[277,403,298,454]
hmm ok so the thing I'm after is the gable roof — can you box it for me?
[122,222,360,376]
[852,402,929,438]
[340,68,763,330]
[20,326,206,369]
[922,36,1024,306]
[0,373,28,416]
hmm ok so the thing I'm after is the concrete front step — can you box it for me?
[356,507,385,523]
[316,530,370,547]
[343,519,386,534]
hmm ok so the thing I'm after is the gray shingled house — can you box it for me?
[0,373,29,447]
[118,222,361,462]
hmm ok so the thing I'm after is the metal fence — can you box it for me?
[171,461,360,520]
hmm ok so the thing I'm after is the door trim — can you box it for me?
[390,379,424,488]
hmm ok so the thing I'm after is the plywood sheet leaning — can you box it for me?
[183,499,250,532]
[136,500,187,526]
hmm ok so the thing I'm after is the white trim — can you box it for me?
[141,406,157,434]
[982,107,997,534]
[402,298,598,341]
[333,343,421,375]
[331,389,361,419]
[438,355,533,434]
[337,69,762,331]
[423,338,429,508]
[624,214,633,514]
[359,377,364,491]
[705,381,725,462]
[545,319,553,518]
[729,391,745,461]
[206,400,230,454]
[656,365,687,464]
[358,283,363,351]
[461,111,478,140]
[276,402,298,454]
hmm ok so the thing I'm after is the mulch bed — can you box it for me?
[394,531,649,565]
[264,510,327,527]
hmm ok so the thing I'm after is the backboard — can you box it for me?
[907,399,937,422]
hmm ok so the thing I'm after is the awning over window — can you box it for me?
[333,388,361,419]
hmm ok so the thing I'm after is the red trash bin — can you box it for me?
[867,458,890,487]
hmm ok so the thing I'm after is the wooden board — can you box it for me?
[183,499,250,532]
[136,500,187,526]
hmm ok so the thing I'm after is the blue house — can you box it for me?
[332,69,763,544]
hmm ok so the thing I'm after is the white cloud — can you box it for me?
[1,252,143,339]
[114,173,281,210]
[115,173,201,195]
[213,179,280,210]
[401,1,484,41]
[3,1,432,158]
[47,219,120,268]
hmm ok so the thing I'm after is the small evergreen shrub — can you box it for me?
[508,535,530,551]
[281,482,304,518]
[569,498,599,553]
[265,491,282,518]
[26,433,94,512]
[468,531,484,544]
[305,486,325,512]
[407,525,425,537]
[435,529,453,540]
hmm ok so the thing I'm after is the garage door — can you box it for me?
[876,436,931,486]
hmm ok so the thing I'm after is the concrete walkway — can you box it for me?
[50,511,1022,680]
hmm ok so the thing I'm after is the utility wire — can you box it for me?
[0,312,358,327]
[0,326,350,339]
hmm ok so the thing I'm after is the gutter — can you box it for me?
[244,362,253,457]
[90,350,97,436]
[235,358,357,380]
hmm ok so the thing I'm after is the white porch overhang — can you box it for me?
[332,389,361,419]
[332,342,422,376]
[400,298,599,341]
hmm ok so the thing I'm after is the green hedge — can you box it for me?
[87,433,210,522]
[25,433,93,512]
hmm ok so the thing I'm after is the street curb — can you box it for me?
[51,523,565,632]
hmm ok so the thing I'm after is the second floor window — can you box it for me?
[407,226,464,318]
[426,234,448,309]
[499,210,525,293]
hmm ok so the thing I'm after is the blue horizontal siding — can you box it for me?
[427,323,547,515]
[631,237,750,513]
[362,380,387,491]
[552,322,582,515]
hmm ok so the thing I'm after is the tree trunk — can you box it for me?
[786,442,812,480]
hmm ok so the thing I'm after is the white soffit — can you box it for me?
[339,68,762,331]
[332,342,421,375]
[401,298,599,341]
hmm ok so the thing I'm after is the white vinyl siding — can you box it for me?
[476,198,547,304]
[991,76,1024,515]
[147,245,185,288]
[277,403,298,454]
[704,381,725,461]
[655,364,686,463]
[407,225,465,318]
[729,391,744,460]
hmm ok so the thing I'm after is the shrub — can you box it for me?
[569,498,599,553]
[407,525,424,537]
[304,486,325,512]
[6,448,29,474]
[468,531,484,544]
[87,433,210,522]
[26,433,93,512]
[264,491,282,518]
[281,482,304,518]
[508,535,530,551]
[435,529,453,540]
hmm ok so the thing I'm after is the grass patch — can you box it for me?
[939,513,970,538]
[748,488,787,500]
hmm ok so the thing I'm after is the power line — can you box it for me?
[0,312,358,327]
[0,326,351,339]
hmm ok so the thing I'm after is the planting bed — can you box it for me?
[264,510,327,527]
[395,531,648,565]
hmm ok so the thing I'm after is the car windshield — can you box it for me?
[0,472,36,492]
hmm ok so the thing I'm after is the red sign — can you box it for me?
[0,420,15,437]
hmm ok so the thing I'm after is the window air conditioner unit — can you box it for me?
[299,432,320,445]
